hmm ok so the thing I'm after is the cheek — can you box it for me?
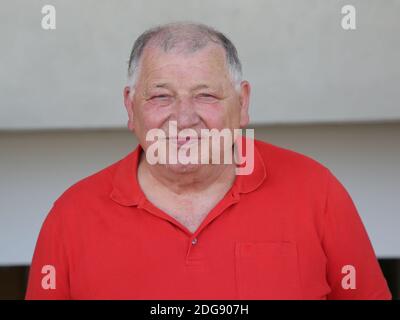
[196,103,239,129]
[135,103,171,130]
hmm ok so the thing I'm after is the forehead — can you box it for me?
[138,44,230,87]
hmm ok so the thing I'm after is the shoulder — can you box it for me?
[51,153,128,214]
[254,138,330,180]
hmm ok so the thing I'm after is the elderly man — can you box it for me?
[26,22,391,300]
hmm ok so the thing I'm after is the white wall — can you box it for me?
[0,123,399,265]
[1,0,400,129]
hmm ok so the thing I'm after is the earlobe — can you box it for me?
[240,113,250,128]
[239,81,251,128]
[123,86,135,132]
[127,119,135,132]
[126,106,135,132]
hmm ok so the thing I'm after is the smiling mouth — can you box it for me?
[167,136,200,146]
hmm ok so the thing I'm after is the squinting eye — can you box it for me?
[146,94,173,106]
[196,94,219,103]
[151,95,170,99]
[148,95,174,106]
[198,94,213,98]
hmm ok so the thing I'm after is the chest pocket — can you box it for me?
[234,241,301,299]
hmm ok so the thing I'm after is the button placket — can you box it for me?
[186,236,199,258]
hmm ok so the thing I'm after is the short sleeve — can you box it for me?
[25,201,71,299]
[322,169,391,299]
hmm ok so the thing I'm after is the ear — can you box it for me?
[238,81,251,128]
[123,86,135,132]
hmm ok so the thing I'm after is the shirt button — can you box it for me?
[191,238,198,245]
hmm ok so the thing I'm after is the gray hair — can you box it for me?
[127,22,243,91]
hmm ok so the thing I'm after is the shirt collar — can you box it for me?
[110,137,267,206]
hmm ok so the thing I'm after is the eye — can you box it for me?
[147,94,173,106]
[195,93,219,103]
[151,95,170,99]
[198,93,214,97]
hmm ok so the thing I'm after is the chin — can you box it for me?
[164,162,203,174]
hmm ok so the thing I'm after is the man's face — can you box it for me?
[124,43,250,172]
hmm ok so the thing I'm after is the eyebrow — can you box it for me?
[143,83,170,96]
[191,84,211,91]
[147,83,220,92]
[153,83,170,89]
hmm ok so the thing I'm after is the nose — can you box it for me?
[173,96,200,130]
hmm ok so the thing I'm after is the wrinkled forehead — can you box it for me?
[137,43,231,88]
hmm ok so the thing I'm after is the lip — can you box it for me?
[168,136,200,146]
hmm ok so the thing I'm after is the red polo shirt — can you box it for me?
[26,139,391,299]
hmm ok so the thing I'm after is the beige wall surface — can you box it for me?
[1,0,400,129]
